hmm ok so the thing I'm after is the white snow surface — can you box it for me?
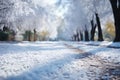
[0,41,120,80]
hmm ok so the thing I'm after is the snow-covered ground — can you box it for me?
[0,41,120,80]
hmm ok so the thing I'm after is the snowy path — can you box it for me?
[0,41,120,80]
[64,42,120,79]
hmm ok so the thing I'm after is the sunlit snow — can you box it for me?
[0,41,120,80]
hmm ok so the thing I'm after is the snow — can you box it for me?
[67,41,120,61]
[0,41,120,80]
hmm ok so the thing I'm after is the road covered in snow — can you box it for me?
[0,41,120,80]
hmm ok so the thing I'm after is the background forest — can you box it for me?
[0,0,119,42]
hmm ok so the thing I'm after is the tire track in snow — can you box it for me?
[77,42,120,49]
[64,43,93,59]
[64,43,120,80]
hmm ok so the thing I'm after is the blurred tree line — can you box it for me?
[22,29,37,41]
[0,26,15,41]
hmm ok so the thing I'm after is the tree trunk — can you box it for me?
[85,30,89,41]
[90,19,96,41]
[76,30,80,41]
[34,29,37,41]
[80,32,83,41]
[73,34,77,41]
[109,0,120,42]
[95,13,104,41]
[28,31,31,41]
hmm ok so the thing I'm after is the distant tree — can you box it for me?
[23,30,32,41]
[71,36,74,41]
[84,26,89,41]
[84,0,104,41]
[95,13,104,41]
[34,29,37,41]
[3,26,9,32]
[73,34,77,41]
[76,30,80,41]
[0,30,8,41]
[80,32,83,41]
[109,0,120,42]
[72,29,84,41]
[90,19,97,41]
[0,26,15,41]
[78,30,82,41]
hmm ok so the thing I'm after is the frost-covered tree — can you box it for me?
[95,13,103,41]
[109,0,120,42]
[80,0,113,41]
[0,0,62,40]
[0,0,114,41]
[84,25,89,41]
[90,22,96,41]
[0,0,13,28]
[57,0,88,40]
[88,0,104,41]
